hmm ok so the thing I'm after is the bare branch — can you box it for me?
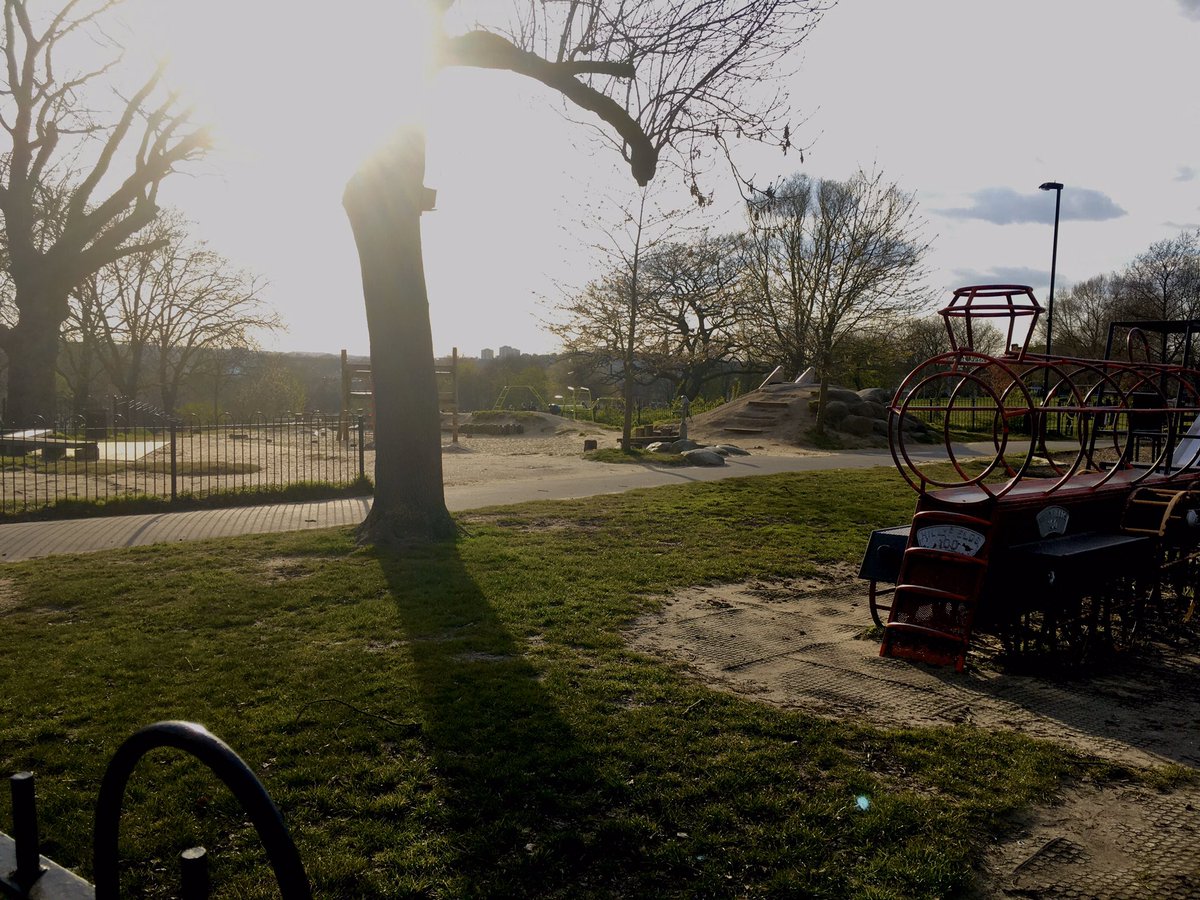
[441,29,658,184]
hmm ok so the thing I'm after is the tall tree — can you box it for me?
[348,0,828,545]
[639,232,751,399]
[1112,230,1200,362]
[748,169,932,432]
[547,185,686,450]
[61,211,277,414]
[0,0,208,423]
[1038,274,1119,360]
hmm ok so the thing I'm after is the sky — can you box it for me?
[102,0,1200,359]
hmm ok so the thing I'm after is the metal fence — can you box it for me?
[0,413,367,519]
[903,399,1076,438]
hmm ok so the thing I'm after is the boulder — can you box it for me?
[646,441,674,453]
[872,419,890,436]
[713,444,751,456]
[668,438,700,453]
[850,400,887,420]
[857,387,893,405]
[824,387,862,405]
[820,399,850,425]
[838,414,877,437]
[683,448,726,466]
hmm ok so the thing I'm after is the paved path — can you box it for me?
[0,446,979,564]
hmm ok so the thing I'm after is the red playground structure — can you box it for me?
[860,285,1200,670]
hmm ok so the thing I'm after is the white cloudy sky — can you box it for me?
[110,0,1200,358]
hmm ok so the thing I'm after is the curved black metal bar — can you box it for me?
[92,720,311,900]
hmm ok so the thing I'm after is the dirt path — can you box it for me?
[627,574,1200,898]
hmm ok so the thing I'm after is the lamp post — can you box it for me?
[1038,182,1064,359]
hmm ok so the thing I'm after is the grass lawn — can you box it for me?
[0,468,1132,897]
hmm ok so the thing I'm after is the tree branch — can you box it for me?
[440,29,657,185]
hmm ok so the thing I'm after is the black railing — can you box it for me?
[903,399,1076,438]
[0,721,311,899]
[0,414,368,518]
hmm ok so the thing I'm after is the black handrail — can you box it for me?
[92,721,311,899]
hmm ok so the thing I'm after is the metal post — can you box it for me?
[11,772,45,889]
[170,421,178,502]
[451,347,459,444]
[181,846,210,900]
[357,415,366,481]
[1039,182,1064,358]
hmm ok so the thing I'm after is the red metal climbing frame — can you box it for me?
[864,285,1200,670]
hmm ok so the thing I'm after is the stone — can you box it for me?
[857,387,892,405]
[851,400,886,420]
[646,441,674,453]
[820,399,850,424]
[838,414,877,436]
[713,444,751,456]
[669,439,700,453]
[823,387,862,405]
[683,448,726,466]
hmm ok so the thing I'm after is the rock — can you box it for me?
[683,448,726,466]
[857,387,893,405]
[900,415,928,433]
[646,441,674,453]
[824,387,862,405]
[851,400,887,420]
[820,399,850,424]
[838,414,877,436]
[669,439,700,453]
[872,419,890,436]
[713,444,751,456]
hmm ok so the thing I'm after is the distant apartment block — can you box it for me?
[497,345,520,359]
[480,348,495,360]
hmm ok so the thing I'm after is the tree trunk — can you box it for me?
[343,129,456,547]
[2,287,68,425]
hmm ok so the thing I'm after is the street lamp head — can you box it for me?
[1039,182,1064,191]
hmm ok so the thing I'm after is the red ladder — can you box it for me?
[879,510,995,672]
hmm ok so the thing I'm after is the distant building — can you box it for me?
[498,345,520,359]
[480,348,495,360]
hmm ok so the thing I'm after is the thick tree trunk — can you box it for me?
[2,289,68,424]
[343,129,456,546]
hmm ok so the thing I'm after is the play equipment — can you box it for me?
[861,285,1200,670]
[492,385,547,411]
[338,348,459,442]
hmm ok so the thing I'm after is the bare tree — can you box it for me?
[347,0,828,544]
[62,212,278,414]
[748,169,932,433]
[547,184,688,449]
[0,0,209,423]
[1037,274,1119,360]
[1111,230,1200,362]
[639,232,751,398]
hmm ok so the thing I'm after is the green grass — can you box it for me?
[585,447,690,466]
[0,467,1139,897]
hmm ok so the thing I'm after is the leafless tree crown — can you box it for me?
[439,0,830,187]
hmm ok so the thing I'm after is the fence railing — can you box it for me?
[902,398,1076,438]
[0,721,311,899]
[0,413,368,519]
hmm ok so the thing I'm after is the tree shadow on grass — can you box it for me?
[376,544,612,894]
